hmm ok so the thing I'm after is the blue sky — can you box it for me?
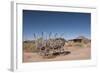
[23,10,91,40]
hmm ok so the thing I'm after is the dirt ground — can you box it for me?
[23,47,91,62]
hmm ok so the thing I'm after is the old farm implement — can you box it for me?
[34,32,71,58]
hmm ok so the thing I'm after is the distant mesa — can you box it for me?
[67,36,91,44]
[76,36,90,40]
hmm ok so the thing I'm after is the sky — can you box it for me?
[23,10,91,41]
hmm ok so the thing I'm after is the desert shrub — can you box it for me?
[84,42,91,48]
[23,42,38,52]
[73,42,84,48]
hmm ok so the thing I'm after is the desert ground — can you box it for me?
[23,46,91,62]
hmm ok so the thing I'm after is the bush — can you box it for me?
[23,42,38,52]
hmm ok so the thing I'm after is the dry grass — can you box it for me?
[23,42,37,52]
